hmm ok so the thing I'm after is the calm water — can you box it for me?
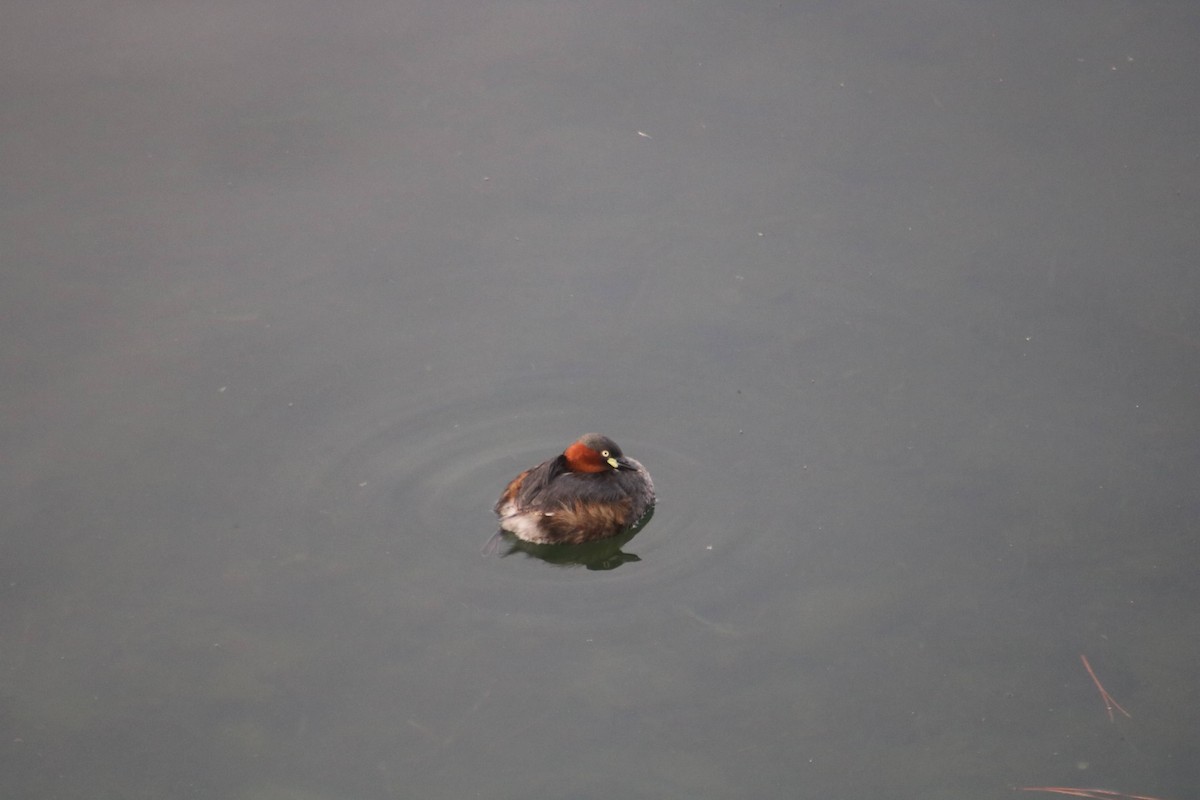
[3,2,1198,798]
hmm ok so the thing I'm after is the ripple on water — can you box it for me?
[262,377,738,623]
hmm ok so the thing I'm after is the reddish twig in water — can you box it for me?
[1079,654,1131,721]
[1020,787,1169,800]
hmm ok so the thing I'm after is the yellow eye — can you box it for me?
[601,450,610,457]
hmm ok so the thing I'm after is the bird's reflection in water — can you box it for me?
[482,508,654,571]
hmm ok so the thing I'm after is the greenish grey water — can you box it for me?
[3,2,1198,798]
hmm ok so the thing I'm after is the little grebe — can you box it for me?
[494,434,655,544]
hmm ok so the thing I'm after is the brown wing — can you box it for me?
[495,456,567,514]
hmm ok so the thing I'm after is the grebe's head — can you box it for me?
[563,433,629,473]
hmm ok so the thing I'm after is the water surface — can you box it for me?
[3,2,1198,798]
